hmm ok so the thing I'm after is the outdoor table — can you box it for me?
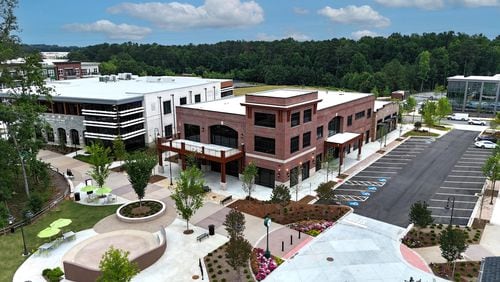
[63,231,76,241]
[38,241,56,256]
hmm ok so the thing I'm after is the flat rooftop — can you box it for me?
[182,89,372,115]
[448,74,500,82]
[374,100,393,111]
[39,76,221,103]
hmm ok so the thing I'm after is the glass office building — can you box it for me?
[447,74,500,115]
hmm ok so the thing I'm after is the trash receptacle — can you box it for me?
[74,192,81,202]
[208,224,215,236]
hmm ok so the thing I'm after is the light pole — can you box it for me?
[445,196,456,227]
[10,211,32,256]
[264,215,271,259]
[169,150,173,186]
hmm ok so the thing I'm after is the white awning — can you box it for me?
[326,132,360,144]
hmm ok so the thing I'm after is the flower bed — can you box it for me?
[116,199,166,223]
[288,220,333,237]
[251,248,283,281]
[402,224,482,248]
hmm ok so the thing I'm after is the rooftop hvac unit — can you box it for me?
[110,75,117,82]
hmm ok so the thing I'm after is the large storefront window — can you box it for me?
[184,124,200,142]
[447,81,466,111]
[254,136,275,155]
[465,82,482,112]
[482,82,497,113]
[255,167,275,188]
[210,125,238,148]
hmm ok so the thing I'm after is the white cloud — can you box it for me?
[256,32,310,42]
[64,20,151,40]
[375,0,445,10]
[318,5,390,28]
[293,7,309,15]
[108,0,264,30]
[451,0,500,7]
[351,30,381,40]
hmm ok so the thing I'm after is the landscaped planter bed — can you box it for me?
[430,261,481,282]
[204,242,254,282]
[402,224,482,248]
[288,219,333,236]
[116,199,165,223]
[250,248,283,281]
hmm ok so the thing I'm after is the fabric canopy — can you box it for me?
[37,227,60,238]
[95,187,112,196]
[50,218,72,229]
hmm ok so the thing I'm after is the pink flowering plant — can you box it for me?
[288,220,333,236]
[251,248,282,281]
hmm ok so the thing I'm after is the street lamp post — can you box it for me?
[445,196,456,227]
[169,150,173,186]
[264,215,271,259]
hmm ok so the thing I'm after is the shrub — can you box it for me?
[43,267,64,282]
[208,268,214,273]
[221,279,226,282]
[246,274,251,279]
[244,269,248,274]
[217,270,223,275]
[211,274,216,279]
[28,193,44,213]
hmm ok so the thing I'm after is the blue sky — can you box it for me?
[17,0,500,46]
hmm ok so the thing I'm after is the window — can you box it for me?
[180,97,187,105]
[367,108,372,118]
[303,109,312,123]
[254,136,275,154]
[290,136,299,153]
[303,132,311,148]
[316,126,323,139]
[165,124,173,138]
[291,112,300,127]
[184,124,200,142]
[163,100,171,114]
[347,115,353,126]
[195,94,201,103]
[254,112,276,128]
[355,110,365,120]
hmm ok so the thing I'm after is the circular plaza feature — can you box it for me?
[116,199,166,223]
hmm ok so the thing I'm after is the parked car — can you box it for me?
[474,140,498,149]
[447,113,469,121]
[475,135,498,143]
[468,119,486,126]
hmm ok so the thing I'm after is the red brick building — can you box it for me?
[157,89,375,189]
[54,61,82,80]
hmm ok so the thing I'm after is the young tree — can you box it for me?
[406,96,417,123]
[482,154,500,205]
[123,151,157,207]
[417,51,431,92]
[269,184,291,206]
[422,100,437,127]
[408,201,433,230]
[112,136,127,161]
[439,227,468,274]
[414,121,422,131]
[225,236,252,281]
[241,162,258,199]
[224,209,246,239]
[324,150,337,182]
[435,97,452,125]
[315,181,336,203]
[171,166,205,233]
[87,141,112,188]
[98,246,139,282]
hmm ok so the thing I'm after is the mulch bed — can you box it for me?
[402,224,483,248]
[228,199,350,225]
[296,195,316,204]
[149,175,167,183]
[430,261,481,282]
[204,242,254,282]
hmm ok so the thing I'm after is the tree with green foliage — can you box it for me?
[241,162,258,199]
[490,112,500,129]
[224,208,252,281]
[97,246,139,282]
[123,151,157,207]
[324,150,338,182]
[435,97,452,125]
[87,141,112,188]
[112,136,127,161]
[409,201,433,230]
[439,227,468,275]
[0,203,9,230]
[269,184,291,207]
[422,100,437,127]
[315,181,336,203]
[482,153,500,205]
[417,51,431,92]
[171,166,205,233]
[406,96,417,123]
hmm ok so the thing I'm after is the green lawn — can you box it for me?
[0,201,117,282]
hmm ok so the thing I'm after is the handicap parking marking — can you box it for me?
[378,178,387,182]
[344,180,386,186]
[348,201,359,206]
[368,186,378,191]
[360,191,371,196]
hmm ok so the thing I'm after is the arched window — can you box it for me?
[70,129,80,145]
[47,127,55,142]
[57,128,67,145]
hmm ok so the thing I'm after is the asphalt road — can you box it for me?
[353,130,479,227]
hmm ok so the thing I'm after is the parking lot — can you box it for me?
[333,130,489,227]
[428,144,491,226]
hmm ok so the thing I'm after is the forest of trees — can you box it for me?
[65,32,499,95]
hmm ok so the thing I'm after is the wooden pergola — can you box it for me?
[156,137,245,184]
[325,132,363,176]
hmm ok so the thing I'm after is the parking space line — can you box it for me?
[351,176,392,179]
[461,157,489,161]
[458,161,485,164]
[375,161,408,164]
[335,188,369,192]
[447,175,486,179]
[436,192,478,197]
[451,170,483,173]
[440,187,482,191]
[381,158,412,161]
[454,165,482,169]
[360,170,398,174]
[428,206,474,211]
[444,180,484,184]
[369,166,402,169]
[430,199,476,204]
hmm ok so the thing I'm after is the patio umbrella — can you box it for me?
[81,185,97,192]
[37,227,60,239]
[50,218,72,229]
[95,187,112,196]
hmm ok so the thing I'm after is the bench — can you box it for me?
[220,195,232,205]
[63,231,76,241]
[196,232,209,242]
